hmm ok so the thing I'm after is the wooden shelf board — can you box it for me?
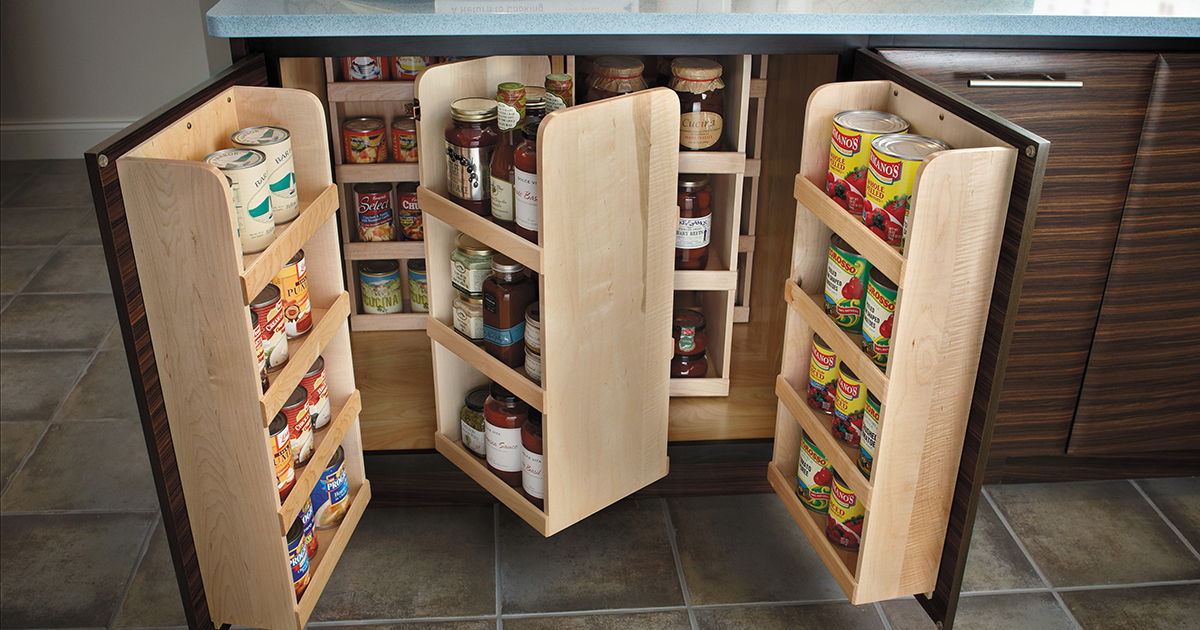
[678,151,747,175]
[427,317,545,412]
[326,81,415,102]
[673,269,738,291]
[670,376,730,397]
[260,291,351,427]
[344,240,426,260]
[793,175,905,287]
[294,479,372,628]
[278,391,362,535]
[776,375,873,507]
[241,184,339,305]
[418,185,543,274]
[749,78,768,99]
[733,306,750,323]
[767,462,859,601]
[336,163,421,183]
[350,312,428,331]
[738,235,755,253]
[435,433,548,535]
[784,279,890,402]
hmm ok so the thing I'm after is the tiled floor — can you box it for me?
[2,160,1199,630]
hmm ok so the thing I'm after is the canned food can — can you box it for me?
[832,363,867,446]
[824,234,872,333]
[408,259,428,313]
[525,344,542,385]
[395,182,423,241]
[286,517,310,598]
[231,126,299,224]
[204,148,274,254]
[343,117,387,163]
[250,310,268,393]
[392,56,432,80]
[300,497,318,559]
[250,284,289,371]
[391,117,418,162]
[460,386,490,458]
[864,134,951,246]
[360,260,403,314]
[354,182,394,242]
[827,111,909,215]
[525,303,541,354]
[301,356,332,430]
[858,392,881,480]
[796,432,832,513]
[342,56,386,81]
[806,334,839,414]
[861,268,898,369]
[283,385,314,466]
[826,472,865,552]
[272,250,313,339]
[269,411,295,499]
[311,446,349,528]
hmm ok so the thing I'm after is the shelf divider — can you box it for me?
[678,151,747,175]
[326,81,415,102]
[349,312,428,331]
[427,317,546,411]
[670,377,731,397]
[277,390,362,534]
[294,479,372,628]
[776,375,873,507]
[241,183,339,305]
[344,240,426,260]
[434,433,548,535]
[418,185,543,274]
[260,291,352,427]
[336,163,420,183]
[793,175,905,287]
[784,279,889,401]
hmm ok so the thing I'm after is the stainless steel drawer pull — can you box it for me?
[969,74,1083,88]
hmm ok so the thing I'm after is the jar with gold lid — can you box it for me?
[445,97,499,217]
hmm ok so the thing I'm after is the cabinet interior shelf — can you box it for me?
[326,81,415,102]
[335,162,420,183]
[419,185,544,274]
[242,183,340,304]
[678,151,748,175]
[793,175,905,287]
[783,279,889,401]
[260,291,352,427]
[766,463,859,595]
[344,240,426,260]
[350,312,429,331]
[295,480,372,628]
[776,375,873,506]
[277,391,363,534]
[427,316,546,411]
[435,433,549,533]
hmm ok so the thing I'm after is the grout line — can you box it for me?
[0,421,52,498]
[982,488,1057,590]
[0,208,91,316]
[1050,590,1085,630]
[661,498,700,630]
[1,508,161,516]
[874,602,894,630]
[691,598,850,610]
[0,348,102,353]
[500,606,691,619]
[109,512,161,629]
[1053,578,1200,593]
[0,161,49,206]
[495,502,503,630]
[1130,479,1200,562]
[308,616,498,627]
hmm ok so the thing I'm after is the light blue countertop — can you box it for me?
[208,0,1199,39]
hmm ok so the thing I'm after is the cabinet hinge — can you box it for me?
[411,99,420,122]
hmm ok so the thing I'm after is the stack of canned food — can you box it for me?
[337,56,474,83]
[360,259,428,315]
[343,116,417,165]
[352,181,422,242]
[459,382,545,510]
[203,125,300,255]
[806,333,883,482]
[795,430,866,554]
[249,249,317,389]
[822,235,898,371]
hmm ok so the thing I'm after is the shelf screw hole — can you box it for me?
[893,90,899,96]
[1025,145,1037,157]
[227,97,232,102]
[939,114,945,121]
[186,122,192,129]
[97,155,109,168]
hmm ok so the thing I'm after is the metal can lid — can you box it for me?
[491,253,524,274]
[343,117,385,133]
[284,385,309,410]
[325,445,345,472]
[204,148,265,170]
[286,249,305,267]
[353,182,392,195]
[360,260,400,277]
[250,283,281,308]
[812,333,832,352]
[455,233,493,256]
[830,233,860,257]
[457,290,482,305]
[408,259,426,273]
[525,86,547,107]
[287,517,304,544]
[450,98,498,122]
[391,117,416,131]
[526,302,540,326]
[871,133,952,161]
[305,355,324,378]
[867,390,880,406]
[232,125,291,147]
[868,266,898,292]
[672,308,707,332]
[251,309,259,327]
[839,362,858,381]
[465,386,490,411]
[678,173,709,188]
[269,411,289,437]
[833,110,910,135]
[396,181,418,194]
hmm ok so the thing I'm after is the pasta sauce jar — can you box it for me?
[585,56,647,103]
[513,122,540,244]
[670,58,725,151]
[521,409,544,509]
[676,174,712,270]
[482,255,537,368]
[485,382,528,487]
[445,98,499,217]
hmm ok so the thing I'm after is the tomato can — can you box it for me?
[269,411,295,499]
[861,268,898,369]
[342,56,387,81]
[311,445,349,529]
[796,432,832,514]
[392,56,432,80]
[300,497,318,559]
[407,259,428,313]
[360,260,403,314]
[806,334,839,414]
[203,148,274,254]
[301,356,332,431]
[231,125,299,224]
[824,234,872,333]
[250,310,268,393]
[272,250,313,339]
[391,117,418,163]
[283,385,314,467]
[864,133,951,246]
[858,392,882,480]
[343,117,387,163]
[832,362,867,446]
[826,472,865,552]
[827,111,909,215]
[354,182,394,242]
[395,182,423,241]
[287,517,311,598]
[250,284,289,372]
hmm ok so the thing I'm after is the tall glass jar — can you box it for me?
[489,83,526,230]
[669,58,725,151]
[482,255,538,367]
[513,122,540,244]
[586,56,648,103]
[521,409,544,509]
[484,382,528,487]
[523,87,548,126]
[445,97,499,217]
[676,174,713,269]
[450,233,495,297]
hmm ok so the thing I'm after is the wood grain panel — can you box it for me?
[1068,53,1200,455]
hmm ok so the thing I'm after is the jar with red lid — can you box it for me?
[669,58,725,151]
[676,174,712,270]
[484,382,528,487]
[521,408,544,509]
[445,97,500,217]
[513,122,540,243]
[672,309,708,356]
[585,56,648,103]
[671,350,708,378]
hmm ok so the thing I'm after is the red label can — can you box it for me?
[827,110,909,215]
[342,56,387,81]
[807,334,839,414]
[301,356,331,431]
[354,182,394,242]
[269,412,295,500]
[283,386,314,466]
[391,56,432,81]
[395,182,423,241]
[391,117,418,163]
[826,472,865,552]
[271,250,313,339]
[864,134,951,246]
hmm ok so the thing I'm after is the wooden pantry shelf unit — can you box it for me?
[416,56,678,536]
[735,55,769,323]
[114,85,370,630]
[770,79,1017,604]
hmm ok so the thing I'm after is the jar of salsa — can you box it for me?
[544,73,573,111]
[489,83,526,230]
[672,309,708,356]
[671,350,708,378]
[676,174,712,270]
[445,97,499,217]
[484,382,528,487]
[482,255,538,368]
[513,122,540,244]
[521,408,544,509]
[670,58,725,151]
[585,56,647,103]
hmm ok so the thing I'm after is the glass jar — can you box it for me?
[460,386,490,458]
[489,83,526,230]
[484,382,528,487]
[544,73,573,111]
[525,344,542,385]
[676,174,713,270]
[453,291,485,344]
[407,259,428,313]
[586,56,648,103]
[671,349,708,378]
[524,302,541,354]
[445,97,500,217]
[672,309,708,356]
[521,409,544,509]
[482,255,538,367]
[523,86,548,126]
[670,58,725,151]
[513,122,540,244]
[450,233,495,297]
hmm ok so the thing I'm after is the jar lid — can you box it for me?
[204,148,265,171]
[545,73,572,85]
[525,302,540,325]
[360,260,400,276]
[833,110,910,135]
[678,173,709,188]
[343,117,385,133]
[353,182,392,195]
[592,56,643,78]
[492,253,524,274]
[457,290,483,304]
[396,181,418,193]
[676,349,707,360]
[521,121,540,142]
[673,308,707,332]
[231,125,290,147]
[465,385,490,411]
[489,381,519,403]
[450,97,498,122]
[871,133,952,161]
[268,411,288,436]
[408,259,426,273]
[455,233,493,256]
[526,407,542,429]
[250,283,281,308]
[284,385,308,410]
[669,58,725,94]
[305,355,324,378]
[524,86,547,108]
[391,117,417,131]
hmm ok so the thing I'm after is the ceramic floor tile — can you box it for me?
[57,350,139,420]
[0,350,93,421]
[1,419,157,512]
[0,160,45,204]
[694,602,885,630]
[504,611,693,629]
[319,622,495,630]
[988,481,1200,586]
[0,246,55,292]
[961,497,1044,592]
[0,206,89,246]
[1,421,46,488]
[23,245,113,294]
[0,512,155,628]
[1136,477,1200,549]
[668,494,846,605]
[102,326,125,350]
[882,593,1077,630]
[310,505,496,621]
[0,293,116,349]
[4,159,94,208]
[112,518,187,629]
[499,499,684,614]
[1060,583,1200,630]
[0,293,11,311]
[64,211,103,246]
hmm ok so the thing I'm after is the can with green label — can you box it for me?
[823,234,871,333]
[858,392,881,480]
[861,267,898,369]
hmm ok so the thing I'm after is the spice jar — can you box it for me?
[676,174,713,270]
[670,58,725,151]
[460,386,490,457]
[672,309,708,356]
[483,255,538,368]
[489,83,526,230]
[451,233,495,297]
[524,87,548,126]
[521,408,544,509]
[445,97,499,217]
[453,291,485,344]
[671,350,708,378]
[586,56,647,103]
[513,122,540,244]
[484,382,529,487]
[525,345,542,385]
[544,73,573,111]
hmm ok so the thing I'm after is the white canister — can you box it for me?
[232,126,299,224]
[204,148,274,254]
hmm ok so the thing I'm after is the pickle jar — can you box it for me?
[445,97,500,217]
[586,56,648,103]
[460,386,490,458]
[450,233,495,297]
[676,174,713,270]
[670,58,725,151]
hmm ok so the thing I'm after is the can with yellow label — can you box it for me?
[826,472,865,552]
[864,134,951,246]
